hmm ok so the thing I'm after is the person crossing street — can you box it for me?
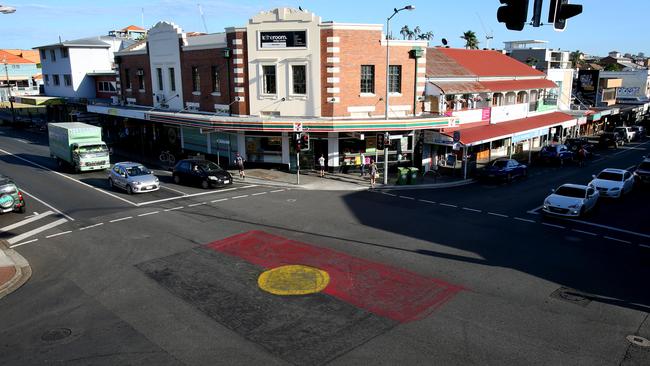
[235,152,246,179]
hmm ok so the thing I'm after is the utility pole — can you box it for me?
[3,60,16,125]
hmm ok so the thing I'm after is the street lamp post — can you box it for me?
[384,5,414,185]
[3,60,16,125]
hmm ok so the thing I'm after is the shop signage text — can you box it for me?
[260,31,307,48]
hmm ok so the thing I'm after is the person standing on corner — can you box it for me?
[235,152,245,179]
[369,158,378,189]
[318,154,326,178]
[360,152,366,177]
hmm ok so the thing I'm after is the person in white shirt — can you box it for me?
[318,155,325,177]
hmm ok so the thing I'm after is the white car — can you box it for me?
[588,168,635,198]
[614,126,635,142]
[542,184,599,217]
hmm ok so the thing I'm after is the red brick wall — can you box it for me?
[180,48,230,112]
[119,53,153,106]
[226,31,249,116]
[320,29,334,117]
[95,75,117,99]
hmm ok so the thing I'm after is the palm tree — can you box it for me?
[460,30,479,49]
[569,50,584,68]
[413,26,421,39]
[400,25,411,40]
[417,31,434,41]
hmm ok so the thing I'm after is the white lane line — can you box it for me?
[526,205,543,215]
[109,216,133,223]
[137,185,258,206]
[640,244,650,249]
[0,147,139,207]
[79,222,104,231]
[270,189,285,193]
[0,210,54,232]
[419,199,436,204]
[488,212,509,218]
[566,219,650,239]
[231,195,248,199]
[462,207,482,213]
[9,238,38,248]
[160,185,189,195]
[138,211,160,217]
[188,202,207,207]
[7,218,67,244]
[382,192,397,197]
[572,229,598,236]
[19,189,74,221]
[592,158,605,163]
[46,230,72,238]
[604,236,632,244]
[542,223,565,229]
[399,196,416,200]
[211,198,228,203]
[251,192,267,196]
[439,203,458,208]
[164,206,184,212]
[514,217,536,223]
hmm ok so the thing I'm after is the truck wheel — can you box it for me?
[126,185,133,195]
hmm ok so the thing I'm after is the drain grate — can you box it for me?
[41,328,72,342]
[627,335,650,347]
[550,287,592,307]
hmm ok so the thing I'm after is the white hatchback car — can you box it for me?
[588,168,635,198]
[542,184,599,217]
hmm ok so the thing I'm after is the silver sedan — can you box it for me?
[108,162,159,194]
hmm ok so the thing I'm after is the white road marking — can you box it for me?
[0,147,139,207]
[46,230,72,238]
[160,185,189,195]
[572,229,598,236]
[164,206,184,211]
[137,185,258,206]
[19,189,74,221]
[419,199,436,204]
[109,216,133,223]
[211,198,228,203]
[526,205,543,215]
[231,195,248,199]
[439,203,458,208]
[640,244,650,249]
[7,218,67,244]
[251,192,267,196]
[604,236,632,244]
[462,207,482,213]
[399,196,416,200]
[514,217,536,223]
[382,192,397,197]
[566,219,650,239]
[188,202,207,207]
[79,222,104,231]
[592,157,604,163]
[9,238,38,248]
[542,223,565,229]
[270,189,285,193]
[488,212,509,218]
[0,210,54,232]
[138,211,160,217]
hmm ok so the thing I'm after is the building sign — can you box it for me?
[260,31,307,49]
[576,70,600,106]
[617,86,642,97]
[423,131,454,145]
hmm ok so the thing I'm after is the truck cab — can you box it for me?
[71,142,110,171]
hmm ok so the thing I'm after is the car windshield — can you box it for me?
[555,186,585,198]
[597,172,623,181]
[491,160,508,168]
[126,166,151,176]
[197,161,222,172]
[0,184,17,194]
[638,162,650,170]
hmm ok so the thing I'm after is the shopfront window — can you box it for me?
[245,133,282,163]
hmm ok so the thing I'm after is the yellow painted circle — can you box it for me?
[258,265,330,295]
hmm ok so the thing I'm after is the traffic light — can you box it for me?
[300,133,310,151]
[294,133,301,152]
[376,133,385,150]
[548,0,582,31]
[497,0,529,31]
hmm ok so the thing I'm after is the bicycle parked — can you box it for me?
[159,150,176,167]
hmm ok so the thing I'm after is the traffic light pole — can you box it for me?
[383,132,389,185]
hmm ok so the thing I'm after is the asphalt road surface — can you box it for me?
[1,126,649,365]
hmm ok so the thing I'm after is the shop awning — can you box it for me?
[450,111,576,146]
[430,81,490,94]
[13,96,64,106]
[479,78,557,92]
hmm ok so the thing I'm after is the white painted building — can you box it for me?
[600,69,650,100]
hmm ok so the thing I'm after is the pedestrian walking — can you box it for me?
[577,146,586,167]
[235,152,245,179]
[369,159,378,189]
[318,154,326,177]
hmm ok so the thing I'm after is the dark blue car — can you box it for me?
[539,144,574,165]
[480,159,528,182]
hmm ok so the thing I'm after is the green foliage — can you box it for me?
[461,30,479,49]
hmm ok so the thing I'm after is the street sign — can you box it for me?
[293,123,303,132]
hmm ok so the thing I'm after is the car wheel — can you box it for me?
[201,179,210,189]
[108,178,114,189]
[173,175,181,184]
[126,185,133,195]
[506,173,512,183]
[16,205,26,214]
[522,169,528,178]
[579,206,585,217]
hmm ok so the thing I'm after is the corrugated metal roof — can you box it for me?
[426,48,475,78]
[435,48,547,78]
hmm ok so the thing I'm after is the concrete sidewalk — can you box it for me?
[0,240,31,300]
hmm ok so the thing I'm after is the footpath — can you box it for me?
[0,239,31,300]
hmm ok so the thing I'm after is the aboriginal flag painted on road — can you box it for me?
[137,231,462,365]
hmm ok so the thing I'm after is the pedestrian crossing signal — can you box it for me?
[377,134,385,150]
[300,133,310,151]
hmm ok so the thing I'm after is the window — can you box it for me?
[191,66,200,92]
[292,65,306,95]
[168,67,176,91]
[137,68,145,90]
[388,65,401,93]
[124,69,131,89]
[53,74,60,86]
[360,65,375,94]
[44,74,49,85]
[211,66,220,93]
[262,65,276,94]
[156,68,163,91]
[40,49,46,60]
[50,49,56,62]
[63,74,72,87]
[97,81,116,92]
[61,48,68,58]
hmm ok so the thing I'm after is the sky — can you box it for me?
[0,0,647,57]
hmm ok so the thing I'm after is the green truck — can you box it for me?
[48,122,110,172]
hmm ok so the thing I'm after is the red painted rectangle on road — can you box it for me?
[207,230,463,323]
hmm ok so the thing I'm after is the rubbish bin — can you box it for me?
[408,167,419,184]
[397,167,409,185]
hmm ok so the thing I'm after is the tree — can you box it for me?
[417,31,434,41]
[461,30,479,49]
[400,25,411,40]
[569,50,584,68]
[413,26,421,39]
[604,63,623,71]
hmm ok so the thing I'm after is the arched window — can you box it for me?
[517,91,528,104]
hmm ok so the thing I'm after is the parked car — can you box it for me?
[564,137,594,158]
[542,184,599,218]
[631,125,646,140]
[598,131,625,149]
[479,158,527,182]
[588,168,635,198]
[108,162,160,194]
[0,176,26,214]
[614,126,635,142]
[633,158,650,184]
[172,159,233,189]
[538,144,574,164]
